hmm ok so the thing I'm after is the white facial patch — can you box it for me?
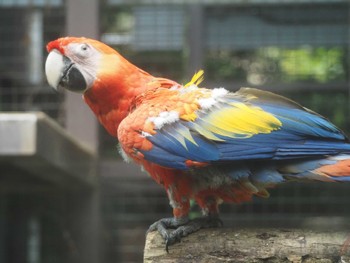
[148,111,180,130]
[198,87,229,110]
[45,50,64,89]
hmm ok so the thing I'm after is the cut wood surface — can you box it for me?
[144,228,350,263]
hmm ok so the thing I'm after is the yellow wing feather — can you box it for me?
[184,69,204,87]
[204,103,282,138]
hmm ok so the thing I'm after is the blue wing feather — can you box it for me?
[139,88,350,170]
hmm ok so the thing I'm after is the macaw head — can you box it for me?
[45,37,177,136]
[45,37,128,93]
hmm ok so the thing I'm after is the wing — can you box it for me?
[119,87,350,170]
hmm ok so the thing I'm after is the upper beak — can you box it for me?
[45,49,87,93]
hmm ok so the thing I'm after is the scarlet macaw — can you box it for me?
[45,37,350,250]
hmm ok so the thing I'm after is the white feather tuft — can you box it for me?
[118,144,131,163]
[179,84,198,94]
[141,131,152,137]
[169,85,179,91]
[198,97,217,110]
[212,87,229,98]
[148,111,180,129]
[198,88,229,110]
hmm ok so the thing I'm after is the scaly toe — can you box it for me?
[148,216,223,252]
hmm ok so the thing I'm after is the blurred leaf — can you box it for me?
[205,47,346,85]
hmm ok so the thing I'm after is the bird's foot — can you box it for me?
[147,215,223,252]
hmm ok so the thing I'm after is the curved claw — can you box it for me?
[165,234,181,253]
[148,215,223,252]
[147,217,189,233]
[147,216,189,249]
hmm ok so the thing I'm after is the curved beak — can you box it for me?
[45,49,87,93]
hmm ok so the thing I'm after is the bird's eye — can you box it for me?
[81,44,89,51]
[74,43,91,58]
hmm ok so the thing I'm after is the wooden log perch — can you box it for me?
[144,228,350,263]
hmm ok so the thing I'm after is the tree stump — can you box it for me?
[144,228,350,263]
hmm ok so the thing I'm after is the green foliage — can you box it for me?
[205,46,349,134]
[279,47,346,83]
[100,6,134,34]
[205,47,347,85]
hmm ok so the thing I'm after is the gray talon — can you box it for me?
[148,215,222,251]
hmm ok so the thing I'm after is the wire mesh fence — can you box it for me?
[0,3,66,122]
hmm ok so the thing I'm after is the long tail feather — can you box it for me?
[313,156,350,181]
[280,155,350,182]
